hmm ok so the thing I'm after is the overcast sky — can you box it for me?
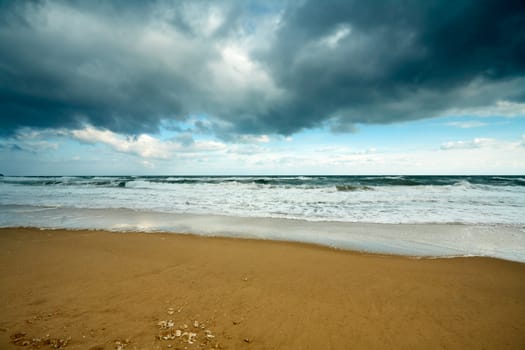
[1,0,524,175]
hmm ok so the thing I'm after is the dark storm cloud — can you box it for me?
[0,0,235,135]
[253,0,525,133]
[0,0,524,137]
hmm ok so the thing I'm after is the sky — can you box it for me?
[0,0,524,175]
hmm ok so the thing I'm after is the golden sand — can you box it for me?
[1,228,524,349]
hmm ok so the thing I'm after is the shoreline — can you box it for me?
[1,227,525,349]
[2,207,525,263]
[1,225,522,263]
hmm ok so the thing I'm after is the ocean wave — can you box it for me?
[335,185,373,191]
[489,176,525,186]
[0,176,130,187]
[2,175,525,189]
[1,174,524,226]
[452,179,475,189]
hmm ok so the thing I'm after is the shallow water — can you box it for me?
[1,205,524,263]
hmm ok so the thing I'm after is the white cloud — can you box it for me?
[0,129,61,152]
[70,126,226,159]
[71,127,172,158]
[238,134,270,143]
[314,146,376,155]
[446,121,487,128]
[207,43,284,106]
[320,25,352,49]
[441,138,496,150]
[190,140,227,152]
[4,124,525,175]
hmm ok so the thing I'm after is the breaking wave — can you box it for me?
[2,175,525,188]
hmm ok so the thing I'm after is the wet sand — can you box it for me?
[0,227,524,349]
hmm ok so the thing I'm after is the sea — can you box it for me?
[1,175,524,262]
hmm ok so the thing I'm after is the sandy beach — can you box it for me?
[1,228,524,349]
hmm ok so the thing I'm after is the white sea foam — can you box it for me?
[1,176,524,224]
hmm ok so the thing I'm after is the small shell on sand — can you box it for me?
[157,320,175,330]
[187,332,197,344]
[156,319,216,346]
